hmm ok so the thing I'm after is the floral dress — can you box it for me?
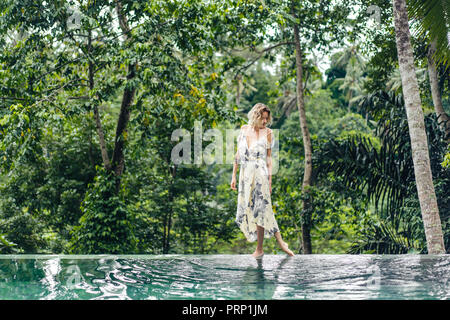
[235,125,280,242]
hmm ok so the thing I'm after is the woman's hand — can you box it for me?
[230,176,237,191]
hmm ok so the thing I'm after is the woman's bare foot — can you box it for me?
[252,249,264,259]
[279,241,295,256]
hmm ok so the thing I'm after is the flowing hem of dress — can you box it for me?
[235,220,279,242]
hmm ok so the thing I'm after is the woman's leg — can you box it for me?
[252,225,265,257]
[275,231,295,256]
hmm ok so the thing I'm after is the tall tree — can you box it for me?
[110,0,136,192]
[291,5,312,254]
[392,0,445,254]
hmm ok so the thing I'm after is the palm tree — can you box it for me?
[316,90,449,254]
[392,0,445,254]
[407,0,450,140]
[386,67,427,94]
[408,0,450,68]
[335,44,366,70]
[334,45,367,112]
[234,73,258,106]
[272,56,322,129]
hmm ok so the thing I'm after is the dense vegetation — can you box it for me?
[0,0,448,254]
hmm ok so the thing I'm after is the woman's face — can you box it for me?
[257,111,269,128]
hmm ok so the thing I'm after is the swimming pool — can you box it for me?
[0,254,448,300]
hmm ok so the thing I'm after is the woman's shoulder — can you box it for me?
[241,124,249,133]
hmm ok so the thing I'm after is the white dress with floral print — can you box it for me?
[235,125,280,242]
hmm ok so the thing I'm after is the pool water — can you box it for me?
[0,254,448,300]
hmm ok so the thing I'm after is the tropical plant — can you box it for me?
[316,90,449,253]
[407,0,450,68]
[348,216,422,254]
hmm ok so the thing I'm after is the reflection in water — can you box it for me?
[0,254,448,300]
[40,258,62,300]
[241,256,292,299]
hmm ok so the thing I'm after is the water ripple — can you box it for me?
[0,254,448,300]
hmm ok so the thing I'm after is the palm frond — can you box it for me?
[315,133,411,219]
[315,91,417,219]
[347,218,423,254]
[408,0,450,69]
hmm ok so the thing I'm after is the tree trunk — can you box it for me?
[236,74,242,106]
[293,20,313,254]
[427,39,450,142]
[164,202,173,254]
[163,165,177,254]
[111,0,137,192]
[162,211,168,253]
[111,69,135,175]
[88,29,111,171]
[392,0,446,254]
[347,89,353,113]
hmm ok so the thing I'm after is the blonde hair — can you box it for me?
[247,103,272,128]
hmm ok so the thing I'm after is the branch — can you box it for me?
[253,41,295,54]
[0,97,27,101]
[67,96,89,100]
[233,41,294,79]
[27,78,86,108]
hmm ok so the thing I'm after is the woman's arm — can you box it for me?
[232,150,239,179]
[231,151,239,190]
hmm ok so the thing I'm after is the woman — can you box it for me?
[231,103,294,259]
